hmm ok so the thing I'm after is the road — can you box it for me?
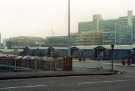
[0,65,135,91]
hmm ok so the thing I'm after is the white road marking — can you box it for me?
[78,80,128,85]
[0,84,48,90]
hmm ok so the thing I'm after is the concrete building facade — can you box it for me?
[44,10,135,46]
[71,32,103,45]
[78,10,135,45]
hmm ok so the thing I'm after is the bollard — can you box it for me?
[63,56,72,71]
[34,60,38,72]
[121,60,126,66]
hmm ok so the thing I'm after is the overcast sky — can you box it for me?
[0,0,134,39]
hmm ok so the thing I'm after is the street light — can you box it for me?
[111,44,114,71]
[68,0,71,57]
[63,0,72,71]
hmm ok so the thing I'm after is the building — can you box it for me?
[0,33,3,48]
[116,10,134,44]
[0,33,1,44]
[45,36,68,46]
[5,36,46,48]
[71,32,103,45]
[45,32,103,46]
[44,10,135,46]
[79,14,116,45]
[99,19,116,44]
[78,10,135,45]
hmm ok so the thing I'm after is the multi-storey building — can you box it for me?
[78,10,135,45]
[45,36,68,46]
[71,32,103,45]
[115,10,135,44]
[45,10,135,46]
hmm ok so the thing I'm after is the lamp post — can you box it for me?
[67,0,71,57]
[111,44,114,71]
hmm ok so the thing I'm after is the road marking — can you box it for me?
[0,84,48,90]
[78,80,128,85]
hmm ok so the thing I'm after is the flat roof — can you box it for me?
[28,45,134,50]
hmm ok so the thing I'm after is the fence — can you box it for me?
[0,55,72,72]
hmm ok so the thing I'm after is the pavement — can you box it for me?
[0,60,119,80]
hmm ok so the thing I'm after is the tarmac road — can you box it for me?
[0,71,135,91]
[0,61,135,91]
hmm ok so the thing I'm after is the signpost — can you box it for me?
[111,44,114,71]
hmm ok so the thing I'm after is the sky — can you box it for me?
[0,0,134,40]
